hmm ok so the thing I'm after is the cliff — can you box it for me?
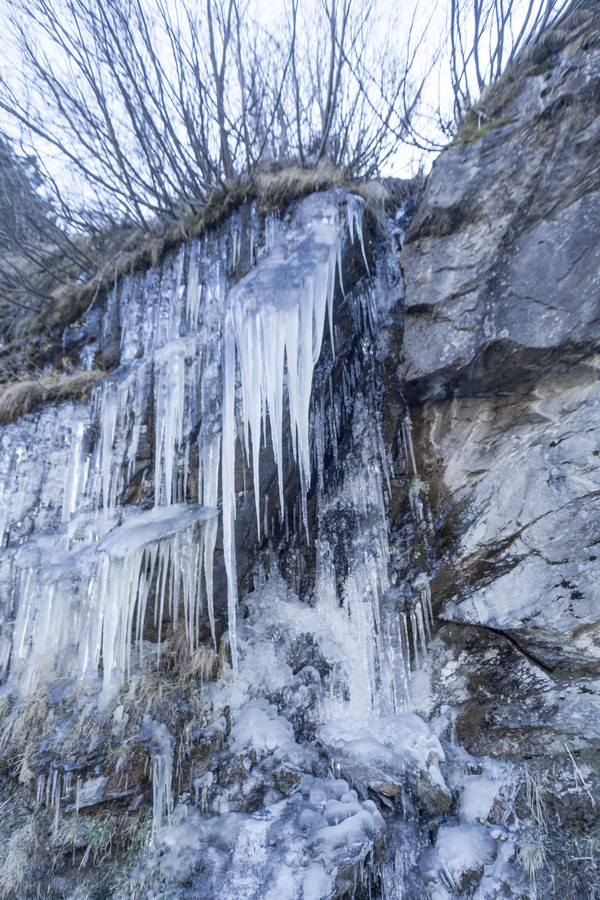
[402,3,600,893]
[0,6,599,899]
[403,1,600,749]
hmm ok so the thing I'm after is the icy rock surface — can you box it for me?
[152,780,384,900]
[0,179,544,899]
[317,714,447,799]
[0,190,367,699]
[146,575,392,898]
[139,573,520,899]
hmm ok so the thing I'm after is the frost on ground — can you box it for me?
[136,575,391,899]
[129,576,523,900]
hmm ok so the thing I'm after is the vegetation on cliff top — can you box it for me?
[0,0,582,295]
[0,0,587,421]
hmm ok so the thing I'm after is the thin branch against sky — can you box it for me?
[0,0,583,234]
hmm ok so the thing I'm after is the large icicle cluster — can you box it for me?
[0,220,234,701]
[222,192,366,676]
[312,397,432,725]
[3,501,217,700]
[0,192,370,700]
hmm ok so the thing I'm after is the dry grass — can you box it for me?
[0,368,105,424]
[1,691,49,754]
[255,162,403,226]
[455,112,519,146]
[17,166,353,341]
[0,821,37,899]
[255,161,350,212]
[517,823,547,894]
[181,644,219,684]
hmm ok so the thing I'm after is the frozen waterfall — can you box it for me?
[0,189,413,702]
[0,189,480,900]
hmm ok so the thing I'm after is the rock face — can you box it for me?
[0,188,438,900]
[401,7,600,758]
[3,9,600,900]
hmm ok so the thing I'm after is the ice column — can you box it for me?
[140,716,174,841]
[221,193,366,677]
[95,505,218,700]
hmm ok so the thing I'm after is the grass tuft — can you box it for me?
[0,822,37,899]
[0,369,105,424]
[456,112,519,145]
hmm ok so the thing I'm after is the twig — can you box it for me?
[565,742,597,809]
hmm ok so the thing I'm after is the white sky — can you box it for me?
[0,0,572,218]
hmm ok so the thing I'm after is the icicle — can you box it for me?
[230,215,242,270]
[347,194,369,274]
[75,776,82,814]
[142,717,174,842]
[199,433,220,647]
[425,581,434,630]
[397,618,410,710]
[420,588,432,641]
[1,189,378,716]
[249,202,258,265]
[376,420,392,499]
[63,772,72,798]
[315,399,326,495]
[97,382,118,513]
[52,770,61,835]
[61,421,90,523]
[154,341,196,506]
[415,602,428,664]
[410,609,421,670]
[36,774,45,809]
[185,241,203,327]
[401,414,418,479]
[265,213,281,252]
[223,191,366,546]
[222,308,239,679]
[96,505,217,699]
[194,772,213,812]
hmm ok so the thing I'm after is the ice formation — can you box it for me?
[0,189,397,842]
[317,714,446,794]
[0,188,525,898]
[222,192,364,675]
[1,501,218,700]
[0,205,234,699]
[140,715,175,840]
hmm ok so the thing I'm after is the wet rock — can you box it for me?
[415,769,453,816]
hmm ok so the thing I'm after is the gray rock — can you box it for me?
[401,8,600,757]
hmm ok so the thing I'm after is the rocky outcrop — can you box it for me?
[4,8,600,898]
[401,6,600,758]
